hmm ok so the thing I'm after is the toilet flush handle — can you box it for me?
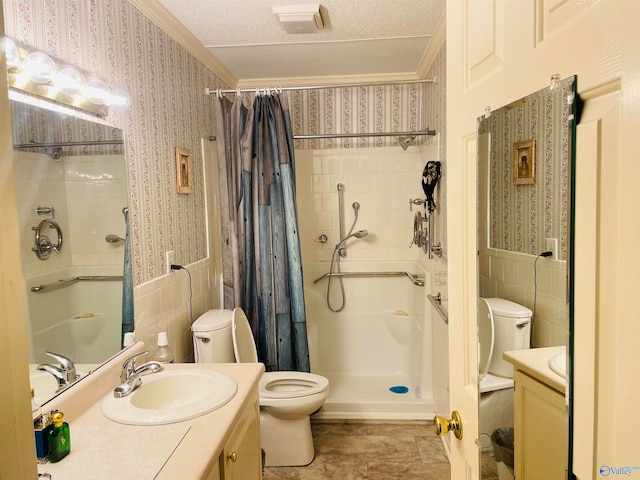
[516,319,530,328]
[195,335,211,343]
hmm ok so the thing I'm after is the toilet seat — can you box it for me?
[232,307,330,399]
[260,371,329,399]
[479,373,514,393]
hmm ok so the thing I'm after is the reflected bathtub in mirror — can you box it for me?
[10,93,129,405]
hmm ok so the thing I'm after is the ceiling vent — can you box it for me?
[272,4,324,34]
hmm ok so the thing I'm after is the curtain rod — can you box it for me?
[205,77,437,96]
[209,128,436,142]
[13,140,124,149]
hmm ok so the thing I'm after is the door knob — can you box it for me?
[433,410,463,439]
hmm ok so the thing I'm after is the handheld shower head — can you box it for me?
[105,234,125,244]
[336,229,368,248]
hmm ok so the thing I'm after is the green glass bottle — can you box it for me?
[47,411,71,463]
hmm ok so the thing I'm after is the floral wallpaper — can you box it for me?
[4,0,435,286]
[478,77,573,260]
[3,0,229,285]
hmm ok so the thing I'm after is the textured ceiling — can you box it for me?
[155,0,445,85]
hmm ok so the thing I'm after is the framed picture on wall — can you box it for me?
[176,147,193,193]
[513,139,536,185]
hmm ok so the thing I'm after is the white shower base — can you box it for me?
[305,261,436,421]
[315,373,435,420]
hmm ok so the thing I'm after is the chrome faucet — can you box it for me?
[114,351,162,398]
[37,351,77,388]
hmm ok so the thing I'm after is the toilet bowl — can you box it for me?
[478,297,531,478]
[191,308,329,467]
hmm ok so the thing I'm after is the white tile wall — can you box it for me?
[479,249,568,348]
[133,257,221,362]
[295,145,440,266]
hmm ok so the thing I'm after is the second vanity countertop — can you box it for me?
[503,345,566,394]
[38,360,264,480]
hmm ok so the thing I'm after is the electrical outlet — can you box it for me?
[166,250,174,274]
[545,238,558,260]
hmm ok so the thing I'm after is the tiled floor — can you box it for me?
[262,420,451,480]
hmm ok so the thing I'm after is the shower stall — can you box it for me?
[306,260,435,420]
[295,143,443,420]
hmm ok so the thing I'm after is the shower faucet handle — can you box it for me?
[314,234,328,244]
[409,198,426,212]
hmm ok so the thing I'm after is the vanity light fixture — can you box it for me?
[0,36,129,116]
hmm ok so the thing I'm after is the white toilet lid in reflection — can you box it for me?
[260,371,329,399]
[478,298,495,380]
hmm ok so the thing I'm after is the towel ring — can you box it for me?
[32,219,63,260]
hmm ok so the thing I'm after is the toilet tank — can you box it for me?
[191,309,236,363]
[484,298,532,378]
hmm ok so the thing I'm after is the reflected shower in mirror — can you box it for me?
[10,93,130,405]
[476,76,577,479]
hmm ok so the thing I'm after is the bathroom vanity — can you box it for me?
[504,346,567,480]
[38,344,264,480]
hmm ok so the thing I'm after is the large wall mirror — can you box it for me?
[476,76,577,479]
[10,93,130,406]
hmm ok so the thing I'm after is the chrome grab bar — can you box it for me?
[427,293,448,324]
[30,275,123,293]
[313,271,425,287]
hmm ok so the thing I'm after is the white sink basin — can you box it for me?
[30,370,60,405]
[548,352,567,378]
[101,368,237,425]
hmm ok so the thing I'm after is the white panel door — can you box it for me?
[447,0,640,478]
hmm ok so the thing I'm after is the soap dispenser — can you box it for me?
[152,331,175,363]
[47,410,70,463]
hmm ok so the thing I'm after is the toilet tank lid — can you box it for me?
[482,298,532,318]
[191,309,233,332]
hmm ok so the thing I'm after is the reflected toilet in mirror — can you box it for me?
[478,297,532,480]
[476,75,577,479]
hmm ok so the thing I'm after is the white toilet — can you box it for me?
[478,297,532,479]
[191,308,329,467]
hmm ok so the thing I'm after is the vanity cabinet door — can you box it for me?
[221,396,262,480]
[514,370,567,480]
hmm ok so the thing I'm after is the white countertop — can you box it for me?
[503,346,566,394]
[37,351,264,480]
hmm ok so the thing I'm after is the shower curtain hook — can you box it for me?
[236,88,241,97]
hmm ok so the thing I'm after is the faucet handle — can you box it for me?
[45,351,75,371]
[121,351,148,375]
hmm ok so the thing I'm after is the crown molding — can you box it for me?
[416,11,446,78]
[129,0,237,87]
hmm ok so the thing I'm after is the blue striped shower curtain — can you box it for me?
[121,207,134,347]
[215,92,309,373]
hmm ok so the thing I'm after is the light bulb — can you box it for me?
[24,52,56,84]
[0,37,20,70]
[86,77,111,105]
[57,67,86,97]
